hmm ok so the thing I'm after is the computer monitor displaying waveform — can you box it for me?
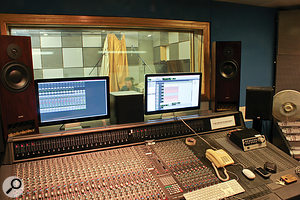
[35,77,109,126]
[145,73,201,115]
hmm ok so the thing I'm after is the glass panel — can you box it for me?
[11,28,203,94]
[194,31,205,94]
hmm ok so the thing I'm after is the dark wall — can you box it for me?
[0,0,276,107]
[0,0,212,20]
[211,2,276,106]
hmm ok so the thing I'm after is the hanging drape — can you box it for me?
[100,33,129,92]
[100,35,109,76]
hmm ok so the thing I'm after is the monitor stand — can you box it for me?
[60,122,83,131]
[147,113,177,121]
[161,112,176,119]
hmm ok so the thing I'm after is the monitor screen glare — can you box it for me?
[145,73,201,114]
[36,77,109,125]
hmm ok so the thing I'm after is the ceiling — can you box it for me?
[214,0,300,8]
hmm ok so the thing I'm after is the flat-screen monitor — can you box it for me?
[35,77,109,126]
[145,73,202,115]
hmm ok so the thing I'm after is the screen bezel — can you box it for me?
[144,72,202,115]
[35,76,110,126]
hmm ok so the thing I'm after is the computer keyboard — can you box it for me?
[183,179,245,200]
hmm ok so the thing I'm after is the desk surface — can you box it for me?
[201,130,300,200]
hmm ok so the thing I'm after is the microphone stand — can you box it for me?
[131,46,154,73]
[136,53,155,74]
[89,53,104,75]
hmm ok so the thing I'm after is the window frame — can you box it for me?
[0,13,210,100]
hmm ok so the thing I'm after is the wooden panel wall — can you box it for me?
[276,9,300,92]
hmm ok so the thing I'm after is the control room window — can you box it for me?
[1,14,210,99]
[11,29,203,94]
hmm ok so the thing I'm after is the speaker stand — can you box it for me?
[252,118,262,133]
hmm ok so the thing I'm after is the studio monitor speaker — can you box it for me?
[0,35,39,142]
[246,86,274,120]
[211,41,241,112]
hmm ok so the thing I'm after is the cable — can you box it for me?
[227,170,239,182]
[177,116,217,150]
[59,124,65,130]
[212,162,230,182]
[178,116,245,183]
[232,163,246,169]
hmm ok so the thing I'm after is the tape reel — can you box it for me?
[273,90,300,121]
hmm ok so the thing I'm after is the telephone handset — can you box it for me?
[205,149,234,181]
[205,149,234,168]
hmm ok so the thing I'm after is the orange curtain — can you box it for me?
[107,34,129,92]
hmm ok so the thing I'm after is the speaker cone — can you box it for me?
[220,60,238,79]
[1,62,31,92]
[223,47,233,57]
[7,43,22,60]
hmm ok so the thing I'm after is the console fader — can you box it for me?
[144,140,219,197]
[14,146,166,200]
[12,138,220,200]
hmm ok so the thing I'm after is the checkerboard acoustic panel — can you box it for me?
[12,29,191,80]
[28,31,104,79]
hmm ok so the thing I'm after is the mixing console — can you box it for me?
[150,140,219,192]
[2,111,300,200]
[14,147,166,200]
[11,138,222,200]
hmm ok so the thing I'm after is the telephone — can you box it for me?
[205,149,234,168]
[205,149,234,181]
